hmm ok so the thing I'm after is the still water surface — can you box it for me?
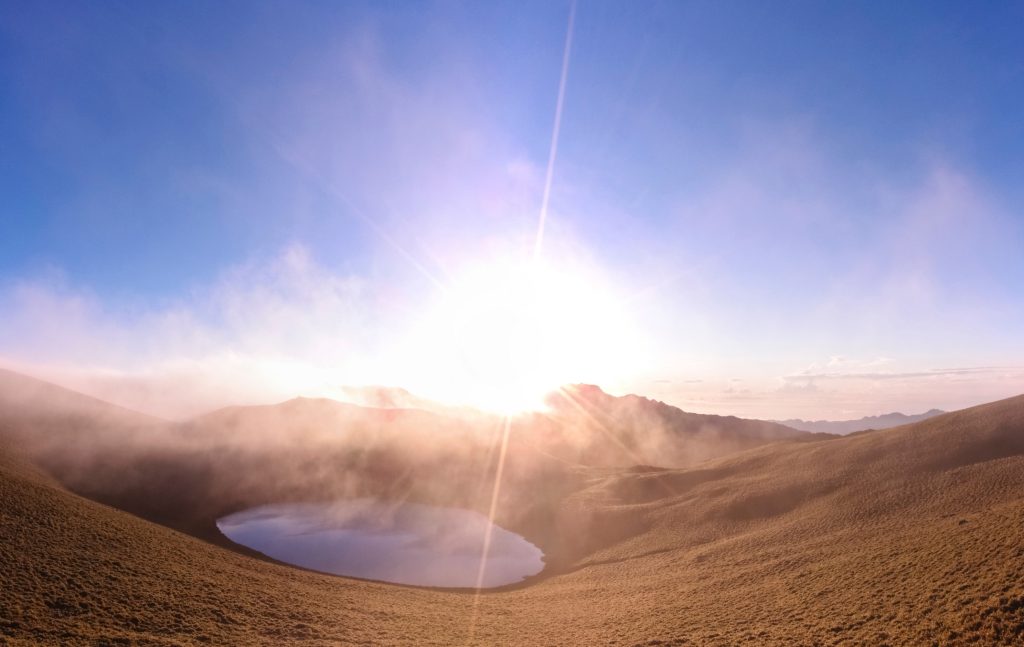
[217,499,545,588]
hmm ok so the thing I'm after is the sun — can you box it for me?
[391,255,639,414]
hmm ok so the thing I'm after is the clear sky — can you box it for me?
[2,1,1023,419]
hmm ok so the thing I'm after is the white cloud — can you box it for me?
[0,245,379,418]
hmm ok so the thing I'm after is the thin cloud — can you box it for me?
[0,245,381,418]
[784,366,1024,382]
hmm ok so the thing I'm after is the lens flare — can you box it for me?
[388,255,640,414]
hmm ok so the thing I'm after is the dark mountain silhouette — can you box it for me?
[524,384,829,467]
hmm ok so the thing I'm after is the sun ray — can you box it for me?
[467,414,513,641]
[533,0,577,262]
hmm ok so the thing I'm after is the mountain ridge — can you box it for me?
[778,408,946,434]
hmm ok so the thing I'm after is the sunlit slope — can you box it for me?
[2,372,1023,644]
[523,395,1024,644]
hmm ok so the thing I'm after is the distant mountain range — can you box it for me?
[777,409,945,435]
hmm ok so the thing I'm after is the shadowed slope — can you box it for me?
[0,369,163,428]
[0,439,473,646]
[0,369,175,509]
[0,372,590,566]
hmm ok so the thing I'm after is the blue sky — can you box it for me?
[2,1,1023,418]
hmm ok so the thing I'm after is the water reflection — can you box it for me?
[217,499,545,588]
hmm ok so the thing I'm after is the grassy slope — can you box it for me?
[2,395,1024,645]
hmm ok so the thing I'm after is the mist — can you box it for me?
[0,361,839,588]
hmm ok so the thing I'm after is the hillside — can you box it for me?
[2,374,1023,644]
[525,383,826,467]
[0,368,163,431]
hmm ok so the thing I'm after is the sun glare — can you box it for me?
[392,256,639,414]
